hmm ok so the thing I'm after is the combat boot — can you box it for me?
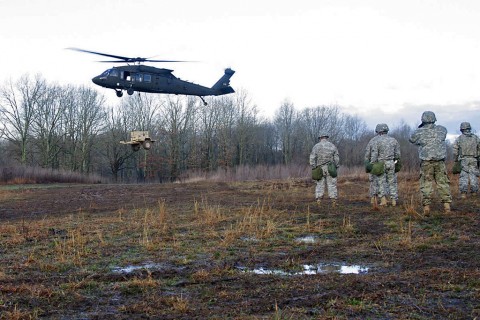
[460,193,467,199]
[379,196,387,206]
[423,205,430,216]
[331,199,337,208]
[444,202,451,213]
[391,199,397,207]
[370,196,376,205]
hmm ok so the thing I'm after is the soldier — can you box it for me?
[409,111,452,214]
[368,123,401,206]
[365,125,383,205]
[309,131,340,206]
[453,122,480,198]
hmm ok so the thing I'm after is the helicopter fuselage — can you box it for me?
[92,65,235,99]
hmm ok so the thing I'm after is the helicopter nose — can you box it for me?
[92,76,101,85]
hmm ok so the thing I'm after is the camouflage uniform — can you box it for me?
[365,134,381,199]
[370,125,401,204]
[452,122,480,195]
[409,111,452,212]
[309,134,340,200]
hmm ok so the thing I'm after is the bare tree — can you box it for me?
[337,114,370,167]
[31,84,68,168]
[301,105,344,145]
[0,74,47,164]
[216,96,236,169]
[198,98,221,170]
[390,121,420,171]
[160,96,198,181]
[100,106,137,182]
[274,100,298,165]
[234,89,258,166]
[72,87,106,174]
[121,93,162,131]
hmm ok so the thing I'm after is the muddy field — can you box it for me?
[0,175,479,319]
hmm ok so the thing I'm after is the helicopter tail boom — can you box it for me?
[211,68,235,95]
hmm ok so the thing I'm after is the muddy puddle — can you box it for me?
[112,260,369,277]
[112,262,163,274]
[295,235,317,243]
[238,263,370,276]
[111,262,186,274]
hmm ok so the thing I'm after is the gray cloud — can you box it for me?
[343,100,480,135]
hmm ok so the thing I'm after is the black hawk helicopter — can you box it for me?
[68,48,235,105]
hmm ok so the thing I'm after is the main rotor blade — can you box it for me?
[67,47,132,61]
[67,47,188,63]
[97,59,186,63]
[146,59,187,63]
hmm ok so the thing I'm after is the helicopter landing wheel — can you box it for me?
[142,140,152,150]
[127,88,134,95]
[116,90,123,97]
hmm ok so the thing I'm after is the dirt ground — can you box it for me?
[0,176,479,319]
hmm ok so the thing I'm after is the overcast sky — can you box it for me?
[1,0,480,136]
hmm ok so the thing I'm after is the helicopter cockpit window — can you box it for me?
[135,74,143,82]
[109,69,119,77]
[99,70,110,79]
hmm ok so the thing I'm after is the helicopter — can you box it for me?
[68,48,235,105]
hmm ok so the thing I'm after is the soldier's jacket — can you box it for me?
[365,135,380,162]
[453,133,480,160]
[310,139,340,168]
[409,123,448,161]
[370,135,401,162]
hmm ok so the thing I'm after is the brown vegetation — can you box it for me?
[0,165,104,185]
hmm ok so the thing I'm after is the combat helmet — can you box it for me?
[460,122,471,131]
[421,111,437,124]
[318,131,329,139]
[375,123,389,134]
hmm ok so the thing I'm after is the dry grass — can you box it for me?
[0,165,104,184]
[194,197,224,226]
[53,228,88,265]
[341,215,355,234]
[233,200,279,239]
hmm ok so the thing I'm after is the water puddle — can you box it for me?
[238,263,370,276]
[295,236,317,243]
[301,263,369,274]
[111,262,164,274]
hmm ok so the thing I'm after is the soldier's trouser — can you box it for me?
[378,160,398,200]
[315,165,337,199]
[368,174,379,197]
[459,157,479,193]
[420,160,452,206]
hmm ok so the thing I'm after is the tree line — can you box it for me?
[0,74,426,183]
